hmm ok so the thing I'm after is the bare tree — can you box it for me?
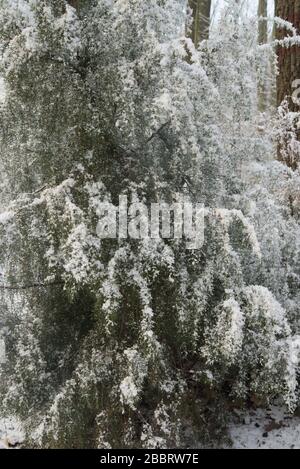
[187,0,212,46]
[258,0,268,112]
[258,0,268,45]
[68,0,77,6]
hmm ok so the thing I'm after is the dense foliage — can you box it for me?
[0,0,299,448]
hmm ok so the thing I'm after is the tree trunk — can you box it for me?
[276,0,300,110]
[275,0,300,171]
[258,0,268,45]
[67,0,79,7]
[258,0,268,112]
[187,0,212,46]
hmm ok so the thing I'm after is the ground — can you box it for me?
[1,407,300,448]
[228,406,300,449]
[0,417,24,448]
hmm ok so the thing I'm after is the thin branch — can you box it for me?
[145,120,171,144]
[33,185,49,195]
[0,281,64,291]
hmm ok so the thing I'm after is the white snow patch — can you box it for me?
[0,418,24,449]
[228,407,300,449]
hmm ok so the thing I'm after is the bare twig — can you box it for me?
[0,281,63,290]
[145,120,171,144]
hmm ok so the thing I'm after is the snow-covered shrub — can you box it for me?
[203,286,300,410]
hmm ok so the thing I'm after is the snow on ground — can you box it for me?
[228,406,300,449]
[0,418,24,449]
[2,407,300,449]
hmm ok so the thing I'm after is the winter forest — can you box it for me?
[0,0,299,452]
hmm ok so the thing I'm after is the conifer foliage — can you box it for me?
[0,0,299,448]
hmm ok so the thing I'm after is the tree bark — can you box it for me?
[258,0,268,45]
[258,0,268,112]
[275,0,300,110]
[68,0,78,7]
[187,0,212,46]
[275,0,300,170]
